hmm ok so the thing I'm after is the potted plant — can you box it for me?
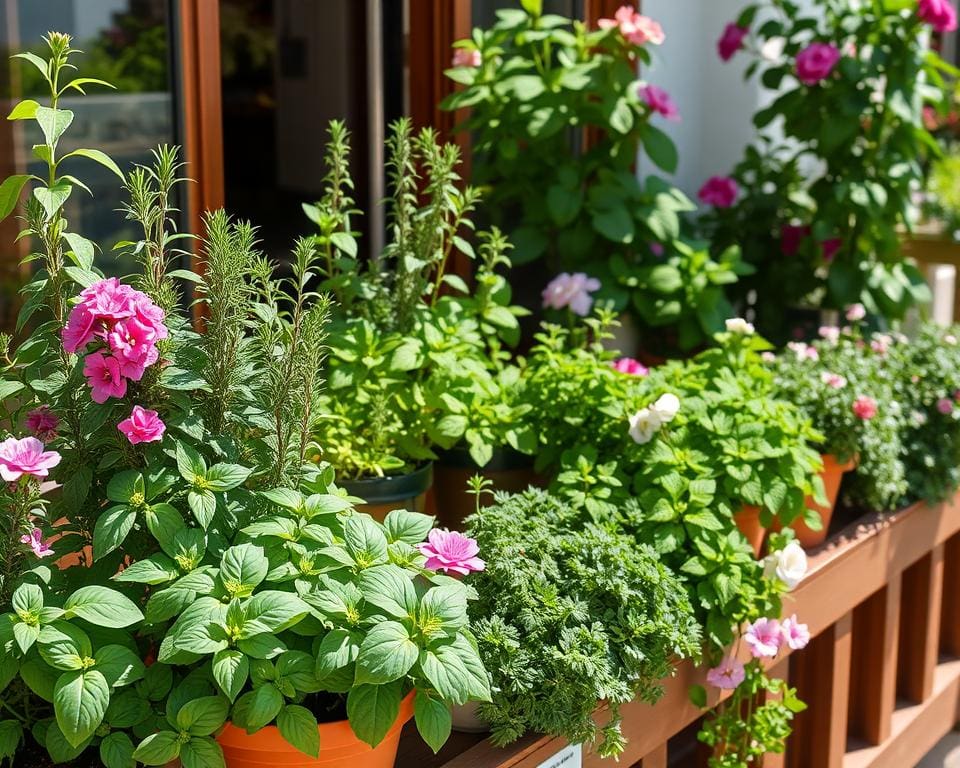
[303,121,527,520]
[703,0,954,339]
[0,35,490,767]
[443,1,752,357]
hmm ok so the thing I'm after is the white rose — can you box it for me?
[775,541,808,590]
[628,407,662,444]
[760,36,786,61]
[725,317,755,335]
[651,393,680,423]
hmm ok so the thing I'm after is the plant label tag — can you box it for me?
[536,743,581,768]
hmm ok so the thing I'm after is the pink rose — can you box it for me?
[938,397,954,415]
[78,277,137,320]
[717,23,748,61]
[613,357,648,376]
[796,42,840,85]
[853,395,877,420]
[0,436,61,482]
[598,6,664,46]
[20,528,54,558]
[542,272,601,316]
[780,224,810,256]
[118,405,166,445]
[83,352,127,404]
[744,617,782,658]
[698,176,738,208]
[639,84,680,121]
[62,305,99,354]
[706,655,745,689]
[918,0,958,32]
[417,529,485,575]
[133,295,168,341]
[451,48,481,68]
[819,325,840,344]
[25,406,59,441]
[780,614,810,650]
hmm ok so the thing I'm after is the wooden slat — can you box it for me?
[897,546,945,703]
[639,744,666,768]
[939,533,960,657]
[849,577,901,744]
[763,657,789,768]
[789,614,853,768]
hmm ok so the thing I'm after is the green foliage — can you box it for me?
[443,3,749,353]
[465,489,701,757]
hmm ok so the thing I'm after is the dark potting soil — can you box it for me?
[15,739,96,767]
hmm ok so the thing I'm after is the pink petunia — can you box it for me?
[451,47,481,68]
[0,436,61,482]
[744,617,782,658]
[918,0,958,32]
[796,42,841,85]
[612,357,648,376]
[639,84,680,121]
[706,655,746,689]
[698,176,738,208]
[853,395,878,420]
[542,272,601,316]
[20,528,54,558]
[780,615,810,650]
[118,405,166,445]
[717,22,748,62]
[598,6,664,46]
[417,529,485,576]
[83,352,127,404]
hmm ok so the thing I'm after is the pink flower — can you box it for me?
[0,436,61,482]
[787,341,819,361]
[744,617,782,658]
[62,305,99,354]
[118,405,166,445]
[780,615,810,650]
[109,316,158,361]
[417,529,485,575]
[780,224,810,256]
[819,325,840,344]
[706,656,746,689]
[598,6,664,46]
[542,272,601,316]
[845,303,866,322]
[821,371,847,389]
[717,23,748,61]
[698,176,739,208]
[613,357,648,376]
[650,242,665,257]
[761,351,776,363]
[640,84,679,121]
[938,397,954,415]
[451,48,481,68]
[78,277,137,320]
[918,0,958,32]
[821,238,842,262]
[83,352,127,404]
[133,296,168,341]
[796,42,841,85]
[871,334,892,355]
[853,395,877,420]
[19,528,54,558]
[25,406,59,441]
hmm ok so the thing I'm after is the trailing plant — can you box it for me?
[304,120,530,477]
[465,488,701,758]
[443,1,751,354]
[704,0,955,334]
[0,36,489,767]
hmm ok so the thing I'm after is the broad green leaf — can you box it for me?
[180,737,225,768]
[104,689,151,727]
[133,730,181,765]
[93,505,137,560]
[418,584,468,633]
[33,180,72,219]
[642,122,679,173]
[235,683,283,731]
[212,649,248,702]
[64,586,143,628]
[145,502,187,556]
[38,622,91,671]
[176,695,230,736]
[107,470,143,503]
[19,656,58,701]
[34,106,74,147]
[12,582,42,618]
[220,543,268,597]
[414,690,452,753]
[100,732,136,768]
[358,564,417,619]
[113,554,180,585]
[176,442,206,480]
[7,99,39,120]
[45,721,90,763]
[418,645,470,705]
[205,463,252,491]
[383,510,434,545]
[54,668,110,747]
[0,174,30,221]
[343,515,389,568]
[62,231,95,269]
[277,704,320,757]
[315,629,361,677]
[13,622,40,654]
[346,681,403,747]
[0,720,22,761]
[243,591,310,635]
[355,622,418,684]
[94,645,144,688]
[62,148,124,180]
[188,489,217,529]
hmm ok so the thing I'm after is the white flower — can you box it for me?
[725,317,755,335]
[845,303,866,322]
[946,334,957,346]
[787,341,818,361]
[774,541,808,590]
[760,36,786,61]
[651,393,680,423]
[628,407,662,444]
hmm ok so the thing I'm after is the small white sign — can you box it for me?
[536,743,582,768]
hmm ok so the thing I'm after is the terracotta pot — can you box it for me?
[217,691,414,768]
[433,447,543,530]
[340,464,433,522]
[788,454,855,547]
[734,505,764,557]
[450,701,488,734]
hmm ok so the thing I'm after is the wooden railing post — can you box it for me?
[639,745,667,767]
[940,533,960,657]
[849,576,902,744]
[898,547,945,703]
[788,613,853,768]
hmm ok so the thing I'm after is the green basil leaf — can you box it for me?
[212,649,249,702]
[133,730,181,766]
[63,586,143,628]
[346,681,403,747]
[277,704,320,757]
[414,690,452,754]
[355,621,418,685]
[53,668,110,747]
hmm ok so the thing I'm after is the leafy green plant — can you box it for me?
[443,1,751,353]
[704,0,954,333]
[465,488,701,758]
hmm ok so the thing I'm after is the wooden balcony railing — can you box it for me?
[395,492,960,768]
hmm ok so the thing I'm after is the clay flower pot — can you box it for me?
[339,464,433,522]
[217,691,414,768]
[789,453,855,547]
[734,505,764,557]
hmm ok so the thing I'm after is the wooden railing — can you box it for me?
[396,492,960,768]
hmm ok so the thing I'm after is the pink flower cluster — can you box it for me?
[796,42,841,85]
[918,0,958,32]
[613,357,648,376]
[853,395,878,420]
[20,528,54,558]
[0,436,61,482]
[418,529,485,576]
[706,614,809,690]
[542,273,601,316]
[25,406,59,442]
[639,85,679,121]
[63,278,168,403]
[598,6,664,46]
[698,176,739,208]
